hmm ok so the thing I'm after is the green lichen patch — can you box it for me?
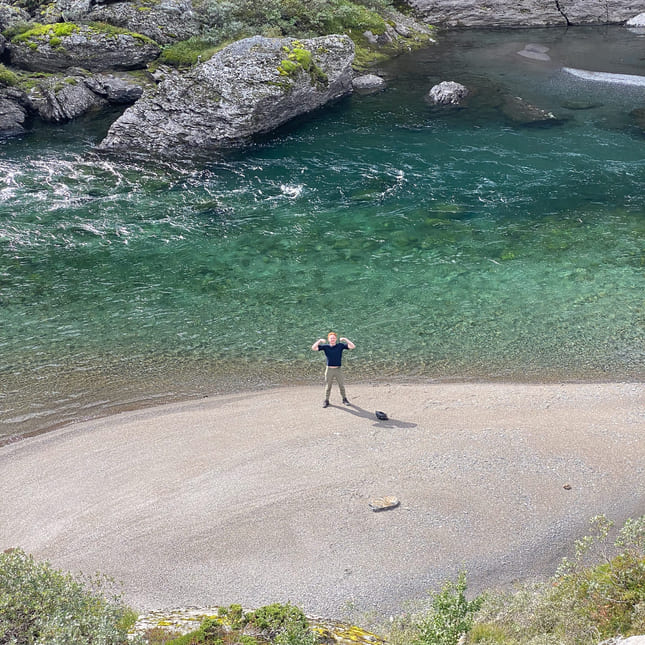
[12,21,79,44]
[9,20,157,48]
[277,40,328,87]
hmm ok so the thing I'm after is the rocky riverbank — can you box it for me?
[1,0,644,157]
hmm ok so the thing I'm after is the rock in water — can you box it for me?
[626,12,645,26]
[352,74,386,93]
[0,92,27,136]
[97,35,355,159]
[428,81,470,105]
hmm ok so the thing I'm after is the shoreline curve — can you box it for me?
[1,382,643,619]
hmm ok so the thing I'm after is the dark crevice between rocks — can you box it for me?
[554,0,572,25]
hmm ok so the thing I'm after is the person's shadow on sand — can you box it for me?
[327,402,417,429]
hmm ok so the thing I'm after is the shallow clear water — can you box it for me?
[1,26,644,439]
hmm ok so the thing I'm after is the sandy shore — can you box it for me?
[1,382,643,619]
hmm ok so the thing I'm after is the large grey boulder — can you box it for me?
[406,0,642,27]
[7,23,161,73]
[97,34,355,158]
[428,81,469,105]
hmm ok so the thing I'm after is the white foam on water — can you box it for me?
[562,67,645,86]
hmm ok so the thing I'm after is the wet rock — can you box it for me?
[561,99,602,110]
[97,34,355,159]
[7,23,161,73]
[353,74,386,93]
[501,96,564,126]
[0,90,27,136]
[27,72,108,122]
[428,81,470,106]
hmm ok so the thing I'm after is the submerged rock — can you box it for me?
[97,34,355,159]
[501,96,564,126]
[517,43,551,61]
[631,107,645,131]
[428,81,470,105]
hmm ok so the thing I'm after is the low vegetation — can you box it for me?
[0,64,19,86]
[0,548,136,645]
[2,515,644,645]
[383,515,645,645]
[156,0,431,69]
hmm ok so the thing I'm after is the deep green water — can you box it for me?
[1,27,644,439]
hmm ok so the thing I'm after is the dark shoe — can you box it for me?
[342,398,350,405]
[322,400,329,408]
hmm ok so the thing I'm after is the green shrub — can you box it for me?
[469,515,645,645]
[248,602,313,640]
[156,604,318,645]
[195,0,392,46]
[0,548,136,645]
[413,572,484,645]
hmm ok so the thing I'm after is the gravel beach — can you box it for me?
[1,382,643,619]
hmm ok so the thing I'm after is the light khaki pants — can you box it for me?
[324,367,346,400]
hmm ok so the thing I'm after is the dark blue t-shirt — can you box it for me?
[319,343,348,367]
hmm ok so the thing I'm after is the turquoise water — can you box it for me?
[1,27,644,438]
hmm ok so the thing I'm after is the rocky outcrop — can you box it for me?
[7,23,161,73]
[406,0,643,27]
[428,81,469,105]
[85,0,201,45]
[0,88,28,135]
[0,2,30,30]
[28,72,107,121]
[40,0,200,43]
[97,35,355,158]
[21,69,147,122]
